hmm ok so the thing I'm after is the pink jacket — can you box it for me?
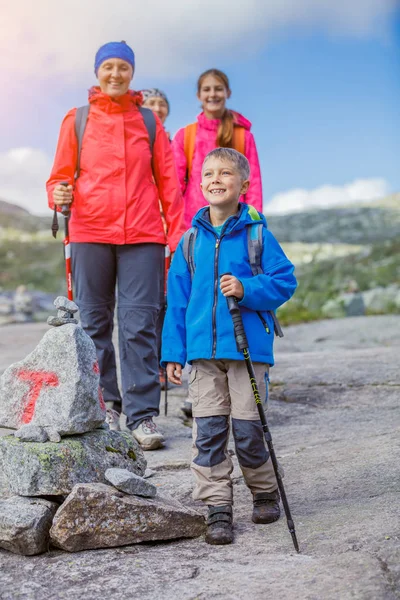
[172,111,263,228]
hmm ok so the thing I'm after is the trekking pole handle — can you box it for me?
[60,181,71,217]
[220,272,249,351]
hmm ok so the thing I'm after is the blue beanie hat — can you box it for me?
[94,41,135,75]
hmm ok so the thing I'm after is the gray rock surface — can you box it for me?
[14,424,49,443]
[47,316,78,327]
[54,297,78,314]
[0,323,106,435]
[0,430,146,496]
[50,483,205,552]
[0,497,58,556]
[0,316,399,599]
[105,468,157,498]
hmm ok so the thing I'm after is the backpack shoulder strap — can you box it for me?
[182,226,198,279]
[247,217,284,338]
[184,123,197,182]
[232,125,246,155]
[74,105,90,179]
[247,221,263,276]
[139,106,156,155]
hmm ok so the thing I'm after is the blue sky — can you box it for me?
[0,0,398,214]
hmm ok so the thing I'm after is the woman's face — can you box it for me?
[97,58,133,97]
[142,97,169,124]
[197,75,230,119]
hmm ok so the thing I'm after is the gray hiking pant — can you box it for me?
[190,359,279,506]
[71,242,164,430]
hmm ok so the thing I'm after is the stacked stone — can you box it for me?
[0,297,204,555]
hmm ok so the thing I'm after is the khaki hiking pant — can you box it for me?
[189,359,279,507]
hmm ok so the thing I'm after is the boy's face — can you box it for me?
[200,157,250,209]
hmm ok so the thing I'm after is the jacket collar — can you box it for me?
[88,86,143,113]
[193,203,265,235]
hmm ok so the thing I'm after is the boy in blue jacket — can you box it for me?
[162,148,297,545]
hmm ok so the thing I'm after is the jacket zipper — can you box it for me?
[211,236,221,358]
[206,215,238,359]
[257,311,271,335]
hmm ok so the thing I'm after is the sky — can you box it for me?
[0,0,399,215]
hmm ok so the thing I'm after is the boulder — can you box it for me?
[14,424,49,443]
[0,496,58,556]
[322,292,365,319]
[105,468,157,498]
[362,286,399,314]
[0,430,146,497]
[50,483,205,552]
[0,323,106,435]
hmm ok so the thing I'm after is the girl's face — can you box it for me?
[97,58,133,97]
[197,75,230,119]
[142,97,169,124]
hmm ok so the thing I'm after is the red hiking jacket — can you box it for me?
[46,87,184,251]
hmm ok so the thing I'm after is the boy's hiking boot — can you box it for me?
[105,408,121,432]
[132,418,165,450]
[252,490,281,524]
[205,505,233,545]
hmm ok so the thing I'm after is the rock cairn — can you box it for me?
[0,298,204,555]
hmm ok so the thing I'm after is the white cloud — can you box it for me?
[264,178,391,214]
[0,148,52,216]
[0,0,396,82]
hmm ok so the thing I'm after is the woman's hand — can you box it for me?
[220,274,244,300]
[166,362,182,385]
[53,184,73,207]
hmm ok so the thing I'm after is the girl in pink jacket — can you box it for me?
[172,68,263,228]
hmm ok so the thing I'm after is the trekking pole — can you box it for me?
[163,246,171,416]
[59,182,73,301]
[221,276,300,553]
[164,366,168,416]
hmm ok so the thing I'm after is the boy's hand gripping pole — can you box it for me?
[222,276,300,553]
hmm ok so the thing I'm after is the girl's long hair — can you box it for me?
[197,69,234,147]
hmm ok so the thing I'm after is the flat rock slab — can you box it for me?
[0,497,58,556]
[50,483,205,552]
[0,430,146,496]
[105,468,157,498]
[0,324,105,435]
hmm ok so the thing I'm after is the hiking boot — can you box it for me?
[181,399,193,419]
[252,490,281,524]
[105,408,121,432]
[205,505,233,545]
[132,418,165,450]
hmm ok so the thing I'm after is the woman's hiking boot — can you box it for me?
[132,418,165,450]
[205,505,233,545]
[252,490,281,524]
[105,408,121,432]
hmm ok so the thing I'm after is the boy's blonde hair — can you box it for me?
[202,148,250,181]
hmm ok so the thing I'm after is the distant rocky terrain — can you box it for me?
[0,195,399,323]
[266,194,399,244]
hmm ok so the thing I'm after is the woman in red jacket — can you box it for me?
[47,41,184,450]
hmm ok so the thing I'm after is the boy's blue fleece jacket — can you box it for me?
[161,204,297,367]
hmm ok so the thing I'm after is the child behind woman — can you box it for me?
[172,69,263,229]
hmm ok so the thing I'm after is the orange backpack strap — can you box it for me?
[183,122,197,182]
[232,125,246,155]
